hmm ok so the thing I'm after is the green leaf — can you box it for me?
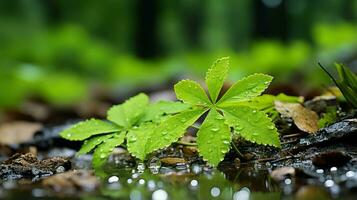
[196,109,231,166]
[222,106,280,147]
[92,132,126,170]
[335,80,357,108]
[232,93,302,120]
[141,101,191,122]
[217,74,273,105]
[319,63,357,108]
[126,123,156,160]
[336,63,357,91]
[107,93,149,128]
[60,119,120,141]
[174,80,211,106]
[77,133,114,156]
[145,108,206,156]
[318,106,337,128]
[205,57,229,103]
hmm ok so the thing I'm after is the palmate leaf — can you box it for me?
[138,108,206,159]
[236,93,302,110]
[221,106,280,147]
[107,93,149,128]
[77,133,114,156]
[205,57,229,103]
[174,80,211,106]
[60,119,120,141]
[92,132,126,169]
[126,123,155,160]
[196,109,231,166]
[217,74,273,106]
[127,108,206,160]
[140,101,191,122]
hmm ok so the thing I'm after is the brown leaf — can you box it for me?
[160,157,187,165]
[42,170,99,192]
[0,121,43,145]
[275,101,319,133]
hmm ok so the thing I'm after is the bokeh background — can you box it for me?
[1,0,357,122]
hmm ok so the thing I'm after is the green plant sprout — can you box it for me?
[319,63,357,108]
[61,57,281,168]
[60,95,190,169]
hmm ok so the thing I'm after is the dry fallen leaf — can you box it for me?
[160,157,187,165]
[42,170,99,192]
[0,121,43,145]
[275,101,319,134]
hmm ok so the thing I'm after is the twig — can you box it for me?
[270,155,297,163]
[283,133,302,139]
[231,142,245,159]
[175,141,197,146]
[281,139,298,145]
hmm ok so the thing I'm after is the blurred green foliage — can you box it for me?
[0,0,356,110]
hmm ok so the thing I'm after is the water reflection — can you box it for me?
[7,160,356,199]
[100,164,281,200]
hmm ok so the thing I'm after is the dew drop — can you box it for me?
[346,171,355,178]
[324,180,334,187]
[235,126,243,131]
[268,125,275,130]
[216,115,224,120]
[211,128,219,132]
[108,176,119,183]
[223,140,230,144]
[190,179,199,187]
[210,187,221,197]
[152,189,168,200]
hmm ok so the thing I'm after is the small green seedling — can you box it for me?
[319,63,357,108]
[61,57,281,169]
[60,94,190,169]
[126,57,280,166]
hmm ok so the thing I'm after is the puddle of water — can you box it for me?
[1,160,357,200]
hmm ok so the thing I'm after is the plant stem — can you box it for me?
[175,141,198,146]
[190,124,200,129]
[231,142,244,158]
